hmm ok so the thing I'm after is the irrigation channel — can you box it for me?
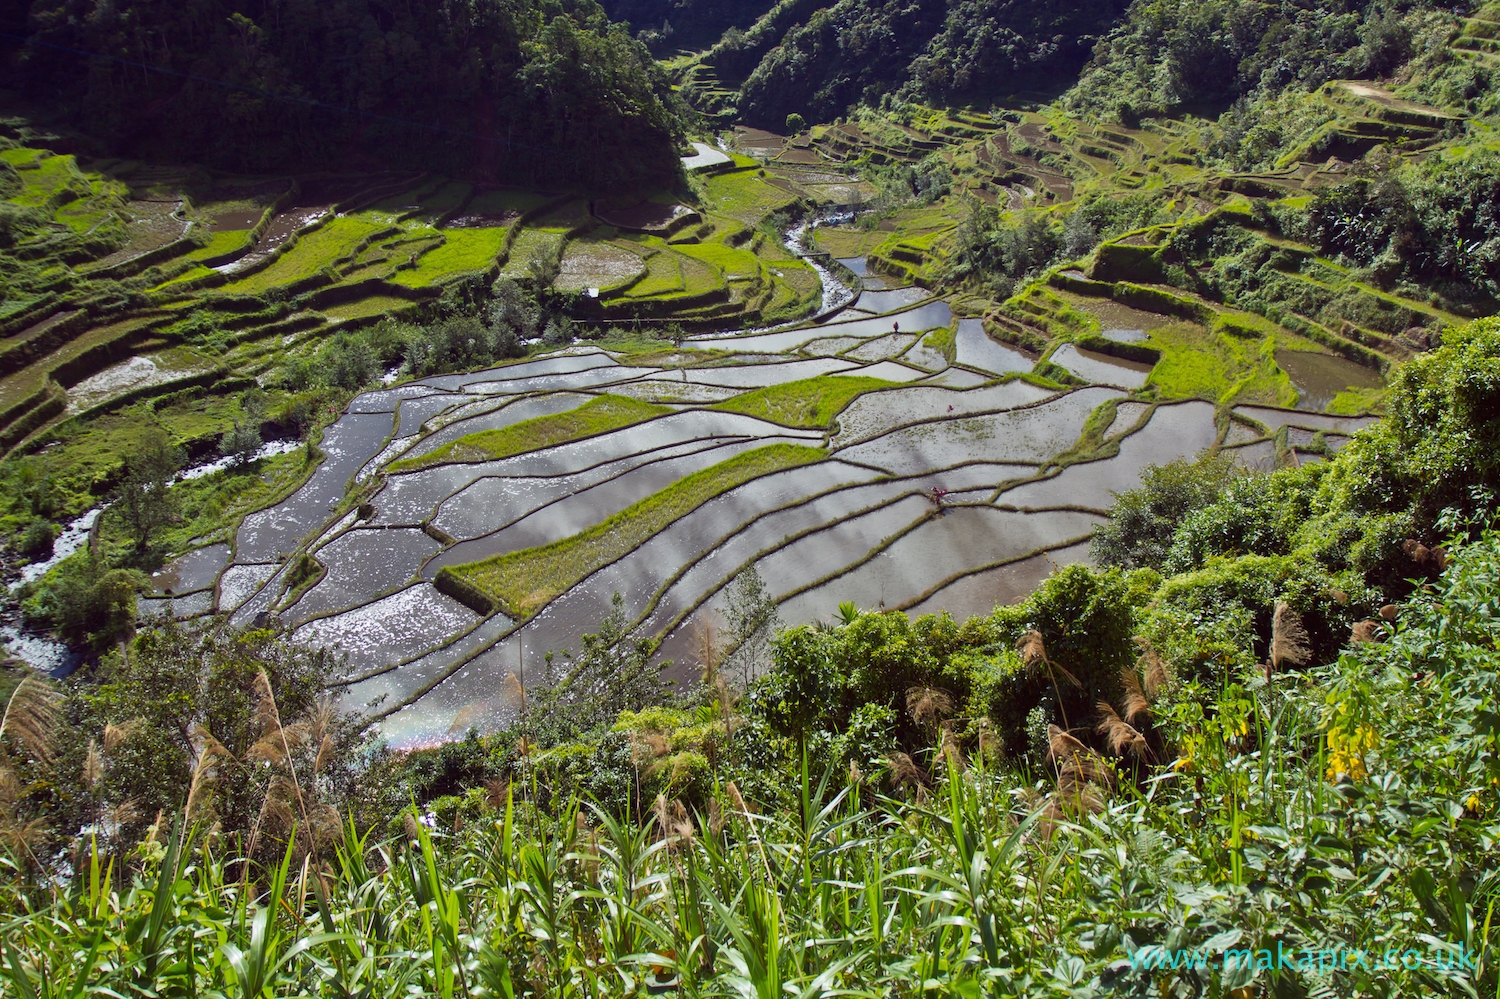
[39,217,1379,745]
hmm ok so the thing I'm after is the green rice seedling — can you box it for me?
[389,228,507,288]
[711,375,896,429]
[388,395,668,472]
[439,443,824,616]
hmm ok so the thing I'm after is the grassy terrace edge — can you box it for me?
[388,395,668,472]
[708,375,897,428]
[435,443,825,618]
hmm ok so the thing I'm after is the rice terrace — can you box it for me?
[8,0,1500,995]
[1,79,1459,743]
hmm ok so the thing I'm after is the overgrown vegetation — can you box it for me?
[8,0,687,187]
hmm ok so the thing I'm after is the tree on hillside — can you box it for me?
[219,389,266,466]
[117,426,182,552]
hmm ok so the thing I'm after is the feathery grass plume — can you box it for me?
[885,751,929,797]
[1018,629,1078,728]
[1119,667,1151,726]
[1047,724,1113,788]
[102,718,142,752]
[1047,724,1087,763]
[447,703,487,736]
[83,740,103,790]
[285,698,338,775]
[652,794,695,848]
[691,615,724,680]
[0,673,61,864]
[1269,601,1312,675]
[246,677,290,766]
[0,812,47,859]
[1134,637,1172,699]
[1350,620,1382,644]
[105,800,140,834]
[484,778,510,813]
[244,671,329,860]
[630,731,669,770]
[501,670,527,711]
[1095,702,1149,759]
[708,796,726,837]
[249,775,298,857]
[185,722,237,825]
[724,780,750,818]
[1042,723,1111,833]
[905,686,955,735]
[0,673,61,763]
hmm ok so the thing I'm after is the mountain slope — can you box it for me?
[7,0,685,188]
[674,0,1128,125]
[598,0,779,51]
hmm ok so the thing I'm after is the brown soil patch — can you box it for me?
[595,202,691,231]
[445,212,521,229]
[777,147,823,165]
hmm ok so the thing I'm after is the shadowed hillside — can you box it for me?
[5,0,687,189]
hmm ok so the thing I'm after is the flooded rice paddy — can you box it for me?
[1274,349,1384,411]
[127,265,1384,743]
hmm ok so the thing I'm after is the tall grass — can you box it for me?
[5,649,1497,999]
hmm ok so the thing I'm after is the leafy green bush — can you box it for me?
[15,519,56,561]
[1091,452,1238,570]
[1308,149,1500,301]
[21,550,146,648]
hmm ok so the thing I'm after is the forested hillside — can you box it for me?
[598,0,778,51]
[681,0,1130,124]
[5,0,686,187]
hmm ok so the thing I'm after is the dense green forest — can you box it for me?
[599,0,778,51]
[663,0,1457,127]
[5,0,686,187]
[695,0,1129,124]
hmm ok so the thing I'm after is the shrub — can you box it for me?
[1092,453,1238,570]
[17,519,56,561]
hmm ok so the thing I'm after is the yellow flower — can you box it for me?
[1465,793,1483,814]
